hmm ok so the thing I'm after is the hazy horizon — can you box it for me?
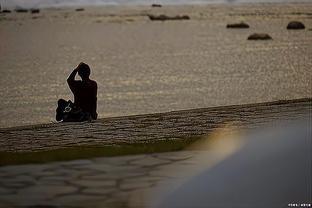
[1,0,311,9]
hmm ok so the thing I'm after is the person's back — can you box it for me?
[67,63,98,120]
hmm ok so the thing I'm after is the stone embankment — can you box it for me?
[0,98,311,152]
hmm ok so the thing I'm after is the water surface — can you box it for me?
[2,0,312,9]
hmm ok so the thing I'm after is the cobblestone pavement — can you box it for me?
[0,151,214,208]
[0,117,309,208]
[0,98,311,152]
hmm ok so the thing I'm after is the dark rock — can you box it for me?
[75,8,85,12]
[226,22,249,29]
[247,33,272,40]
[152,4,162,7]
[148,14,190,21]
[15,8,28,13]
[2,10,11,13]
[31,9,40,14]
[287,21,305,30]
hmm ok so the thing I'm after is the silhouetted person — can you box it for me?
[67,62,98,120]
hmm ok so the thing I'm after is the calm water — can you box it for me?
[0,3,311,128]
[2,0,311,9]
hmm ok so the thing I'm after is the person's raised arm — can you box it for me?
[67,68,78,84]
[67,64,80,93]
[67,62,86,83]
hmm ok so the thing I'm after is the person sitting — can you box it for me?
[56,62,98,122]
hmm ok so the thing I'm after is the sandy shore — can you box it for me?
[0,3,311,128]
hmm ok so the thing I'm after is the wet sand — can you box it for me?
[0,3,312,128]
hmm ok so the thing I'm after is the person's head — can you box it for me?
[77,62,91,80]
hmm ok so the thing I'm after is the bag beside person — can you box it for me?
[56,99,91,122]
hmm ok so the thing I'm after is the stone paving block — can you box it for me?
[0,165,49,175]
[32,170,59,178]
[107,164,146,173]
[82,187,117,195]
[93,156,139,166]
[0,193,50,207]
[53,169,98,178]
[129,156,170,167]
[58,159,94,167]
[123,176,165,183]
[109,171,149,180]
[154,151,195,161]
[77,163,116,172]
[72,179,117,188]
[52,194,107,207]
[104,191,130,206]
[38,176,70,184]
[0,181,31,189]
[79,170,144,181]
[80,174,113,181]
[1,175,35,183]
[120,179,154,191]
[17,184,78,200]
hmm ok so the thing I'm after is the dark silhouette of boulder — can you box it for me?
[148,14,190,21]
[2,10,11,13]
[247,33,272,40]
[152,4,162,7]
[31,9,40,14]
[226,22,249,28]
[75,8,85,12]
[287,21,305,30]
[15,8,28,13]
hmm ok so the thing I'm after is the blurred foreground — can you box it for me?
[0,115,310,207]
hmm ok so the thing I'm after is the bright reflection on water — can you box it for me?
[0,4,311,127]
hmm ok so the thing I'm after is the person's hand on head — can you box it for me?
[79,62,87,67]
[75,62,85,71]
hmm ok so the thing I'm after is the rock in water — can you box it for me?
[247,33,272,40]
[287,21,305,30]
[148,14,190,21]
[226,22,250,29]
[15,8,28,13]
[31,9,40,14]
[152,4,162,7]
[2,10,11,13]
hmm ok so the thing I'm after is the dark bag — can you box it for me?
[56,99,91,122]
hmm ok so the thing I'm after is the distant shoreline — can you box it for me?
[2,0,312,9]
